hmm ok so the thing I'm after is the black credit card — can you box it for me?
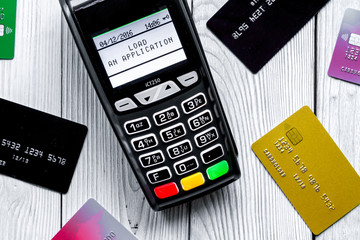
[207,0,330,73]
[0,98,87,193]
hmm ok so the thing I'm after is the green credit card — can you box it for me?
[0,0,17,59]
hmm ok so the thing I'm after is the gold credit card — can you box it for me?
[252,106,360,235]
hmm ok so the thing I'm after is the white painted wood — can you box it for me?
[316,0,360,239]
[2,0,360,239]
[0,0,62,239]
[189,0,314,239]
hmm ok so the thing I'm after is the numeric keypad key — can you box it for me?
[188,110,213,131]
[131,134,158,152]
[160,123,186,143]
[174,157,199,175]
[153,106,179,126]
[139,150,165,168]
[182,93,207,114]
[124,117,151,135]
[194,127,218,148]
[167,140,192,159]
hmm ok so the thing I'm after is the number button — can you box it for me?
[131,134,158,152]
[181,93,207,114]
[0,25,4,37]
[124,117,151,135]
[147,166,172,184]
[201,144,224,164]
[194,127,219,148]
[167,140,192,159]
[139,150,165,168]
[188,110,213,131]
[174,156,199,175]
[153,106,180,126]
[160,123,186,143]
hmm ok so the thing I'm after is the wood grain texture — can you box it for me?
[190,0,314,239]
[316,0,360,239]
[2,0,360,239]
[0,0,62,239]
[60,14,142,234]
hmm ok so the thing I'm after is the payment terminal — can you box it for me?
[59,0,240,210]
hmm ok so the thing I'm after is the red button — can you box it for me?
[154,182,179,199]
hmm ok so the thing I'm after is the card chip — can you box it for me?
[252,106,360,235]
[0,25,4,36]
[328,8,360,85]
[286,128,303,145]
[349,33,360,47]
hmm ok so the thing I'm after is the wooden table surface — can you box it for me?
[1,0,360,239]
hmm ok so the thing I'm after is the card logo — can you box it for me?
[341,33,349,42]
[252,106,360,235]
[5,26,12,35]
[328,8,360,84]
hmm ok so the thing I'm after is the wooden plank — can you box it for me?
[0,0,62,239]
[316,0,360,239]
[60,14,129,230]
[189,0,314,239]
[60,1,193,239]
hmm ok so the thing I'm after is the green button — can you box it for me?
[207,160,229,180]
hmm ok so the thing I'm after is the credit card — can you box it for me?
[52,199,138,240]
[328,8,360,84]
[0,98,87,193]
[207,0,329,73]
[252,106,360,235]
[0,0,17,59]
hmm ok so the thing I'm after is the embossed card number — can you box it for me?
[328,9,360,85]
[207,0,330,73]
[0,98,87,193]
[252,106,360,235]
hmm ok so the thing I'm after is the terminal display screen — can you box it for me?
[93,8,187,88]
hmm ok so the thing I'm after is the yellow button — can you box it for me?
[180,172,205,191]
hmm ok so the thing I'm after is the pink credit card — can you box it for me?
[52,199,138,240]
[328,8,360,84]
